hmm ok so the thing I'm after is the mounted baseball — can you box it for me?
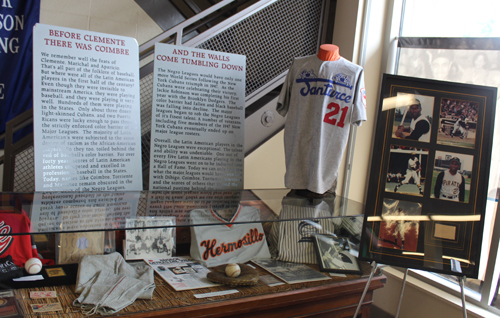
[25,258,42,275]
[225,263,241,278]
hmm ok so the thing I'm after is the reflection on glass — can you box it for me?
[30,192,141,232]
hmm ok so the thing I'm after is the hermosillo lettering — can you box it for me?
[200,228,264,260]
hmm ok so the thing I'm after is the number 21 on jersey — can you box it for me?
[323,102,348,128]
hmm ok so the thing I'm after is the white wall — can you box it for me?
[244,130,286,189]
[40,0,161,45]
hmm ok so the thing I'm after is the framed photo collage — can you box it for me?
[359,74,497,278]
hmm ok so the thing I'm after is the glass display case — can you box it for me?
[0,189,384,317]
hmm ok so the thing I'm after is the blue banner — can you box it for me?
[0,0,40,147]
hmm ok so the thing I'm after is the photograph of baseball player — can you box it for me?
[393,93,433,142]
[386,146,429,196]
[437,98,478,149]
[376,199,421,252]
[313,234,362,274]
[431,152,473,203]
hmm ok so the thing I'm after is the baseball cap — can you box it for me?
[450,157,461,164]
[408,98,421,107]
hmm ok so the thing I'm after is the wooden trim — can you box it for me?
[123,275,386,318]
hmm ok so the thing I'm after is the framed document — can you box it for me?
[359,74,497,278]
[56,232,104,265]
[57,206,106,264]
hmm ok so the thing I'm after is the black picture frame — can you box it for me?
[313,234,362,275]
[359,74,497,278]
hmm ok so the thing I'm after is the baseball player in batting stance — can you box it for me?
[451,115,469,139]
[434,157,465,202]
[394,153,424,195]
[395,98,431,142]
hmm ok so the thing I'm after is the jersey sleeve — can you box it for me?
[276,60,295,117]
[407,119,430,140]
[351,69,367,126]
[434,172,444,198]
[459,176,466,202]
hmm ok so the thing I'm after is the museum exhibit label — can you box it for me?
[149,43,246,191]
[32,24,143,191]
[30,192,140,232]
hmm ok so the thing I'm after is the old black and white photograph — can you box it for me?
[252,259,331,284]
[125,217,176,260]
[313,234,362,274]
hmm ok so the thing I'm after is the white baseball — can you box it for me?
[25,258,42,275]
[225,263,241,278]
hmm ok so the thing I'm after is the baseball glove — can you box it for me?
[207,263,259,287]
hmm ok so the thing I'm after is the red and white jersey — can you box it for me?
[0,211,38,267]
[189,205,270,267]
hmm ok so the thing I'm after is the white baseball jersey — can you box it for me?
[408,158,418,170]
[409,115,431,142]
[437,170,463,201]
[401,158,420,185]
[190,206,271,267]
[277,55,366,194]
[452,118,467,135]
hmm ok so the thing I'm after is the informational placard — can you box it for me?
[32,24,142,191]
[30,192,140,232]
[149,44,246,191]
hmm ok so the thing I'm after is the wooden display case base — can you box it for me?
[12,262,385,318]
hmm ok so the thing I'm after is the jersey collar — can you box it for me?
[209,205,242,228]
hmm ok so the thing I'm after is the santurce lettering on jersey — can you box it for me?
[200,228,265,261]
[296,70,353,102]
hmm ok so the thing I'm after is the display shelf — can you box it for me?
[0,189,383,317]
[0,189,364,236]
[9,262,385,318]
